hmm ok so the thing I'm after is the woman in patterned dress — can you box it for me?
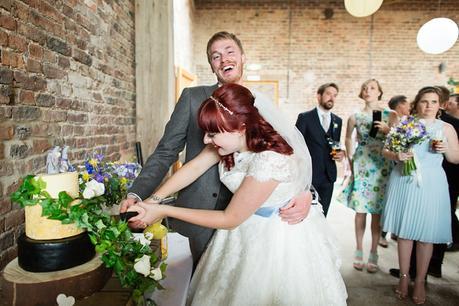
[340,79,397,272]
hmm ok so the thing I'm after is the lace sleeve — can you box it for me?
[246,151,292,183]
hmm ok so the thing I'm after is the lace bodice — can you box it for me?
[219,151,303,208]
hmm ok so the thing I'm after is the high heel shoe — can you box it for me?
[394,273,408,300]
[367,252,379,273]
[353,250,364,271]
[412,279,426,305]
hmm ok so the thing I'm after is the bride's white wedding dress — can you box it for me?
[187,150,348,306]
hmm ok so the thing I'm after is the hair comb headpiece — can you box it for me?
[210,96,234,115]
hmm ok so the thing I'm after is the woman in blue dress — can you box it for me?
[382,86,459,304]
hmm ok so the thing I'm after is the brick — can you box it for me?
[72,48,92,66]
[19,89,35,105]
[0,143,4,159]
[26,58,42,73]
[37,0,61,22]
[13,72,47,91]
[15,125,31,140]
[58,56,70,69]
[0,68,13,85]
[10,144,30,159]
[6,180,20,196]
[0,84,12,104]
[63,4,74,18]
[0,125,14,140]
[42,109,67,122]
[43,64,65,79]
[0,198,12,215]
[0,28,8,47]
[36,93,56,107]
[17,23,46,45]
[67,113,88,123]
[2,50,25,69]
[46,36,71,56]
[56,97,72,109]
[0,15,16,31]
[8,34,27,52]
[0,231,14,251]
[0,161,13,176]
[29,43,43,59]
[0,0,12,11]
[0,106,12,119]
[32,139,51,154]
[12,106,42,121]
[5,209,24,231]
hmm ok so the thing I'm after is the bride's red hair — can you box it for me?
[198,84,293,169]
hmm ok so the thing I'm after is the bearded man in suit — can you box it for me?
[120,31,312,267]
[295,83,344,217]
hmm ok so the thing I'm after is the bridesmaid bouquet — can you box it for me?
[385,115,428,176]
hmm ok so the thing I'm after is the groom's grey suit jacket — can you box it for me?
[129,84,232,239]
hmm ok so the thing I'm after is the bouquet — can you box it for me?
[79,154,141,206]
[385,115,428,176]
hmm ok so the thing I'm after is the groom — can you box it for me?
[120,31,311,267]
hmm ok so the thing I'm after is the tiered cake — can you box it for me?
[17,172,95,272]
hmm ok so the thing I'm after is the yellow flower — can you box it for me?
[120,177,128,185]
[82,172,90,182]
[89,159,98,167]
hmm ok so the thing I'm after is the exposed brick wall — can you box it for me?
[192,0,459,124]
[0,0,135,270]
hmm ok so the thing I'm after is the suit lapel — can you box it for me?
[203,84,218,99]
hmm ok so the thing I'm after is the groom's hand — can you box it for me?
[279,190,312,224]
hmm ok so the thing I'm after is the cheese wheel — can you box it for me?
[25,172,84,240]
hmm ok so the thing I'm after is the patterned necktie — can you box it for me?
[322,114,330,132]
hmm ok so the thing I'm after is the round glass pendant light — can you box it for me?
[417,18,458,54]
[344,0,383,18]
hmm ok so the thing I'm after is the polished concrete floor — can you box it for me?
[328,191,459,306]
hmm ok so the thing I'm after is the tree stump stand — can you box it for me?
[1,256,112,306]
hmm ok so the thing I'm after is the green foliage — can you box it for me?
[11,175,165,306]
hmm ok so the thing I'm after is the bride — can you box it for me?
[129,83,348,305]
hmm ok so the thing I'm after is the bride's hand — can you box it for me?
[279,190,312,224]
[129,202,165,226]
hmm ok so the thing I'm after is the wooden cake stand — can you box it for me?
[1,255,112,306]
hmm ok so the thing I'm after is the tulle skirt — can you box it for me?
[187,205,348,306]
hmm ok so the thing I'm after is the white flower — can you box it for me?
[86,179,105,196]
[82,187,96,199]
[150,267,162,281]
[82,179,105,199]
[133,255,151,277]
[132,233,151,246]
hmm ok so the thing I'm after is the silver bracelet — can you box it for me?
[148,194,163,202]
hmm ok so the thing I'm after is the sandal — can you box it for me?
[395,273,409,300]
[412,279,426,305]
[378,237,388,248]
[353,250,364,271]
[367,252,379,273]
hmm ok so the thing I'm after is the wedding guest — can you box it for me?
[296,83,344,216]
[442,93,459,252]
[388,95,410,117]
[382,86,459,304]
[120,31,311,267]
[129,84,348,305]
[339,79,397,273]
[380,94,410,248]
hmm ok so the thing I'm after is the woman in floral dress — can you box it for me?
[339,79,397,272]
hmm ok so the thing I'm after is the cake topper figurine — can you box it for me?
[46,147,61,174]
[59,146,74,172]
[46,146,74,174]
